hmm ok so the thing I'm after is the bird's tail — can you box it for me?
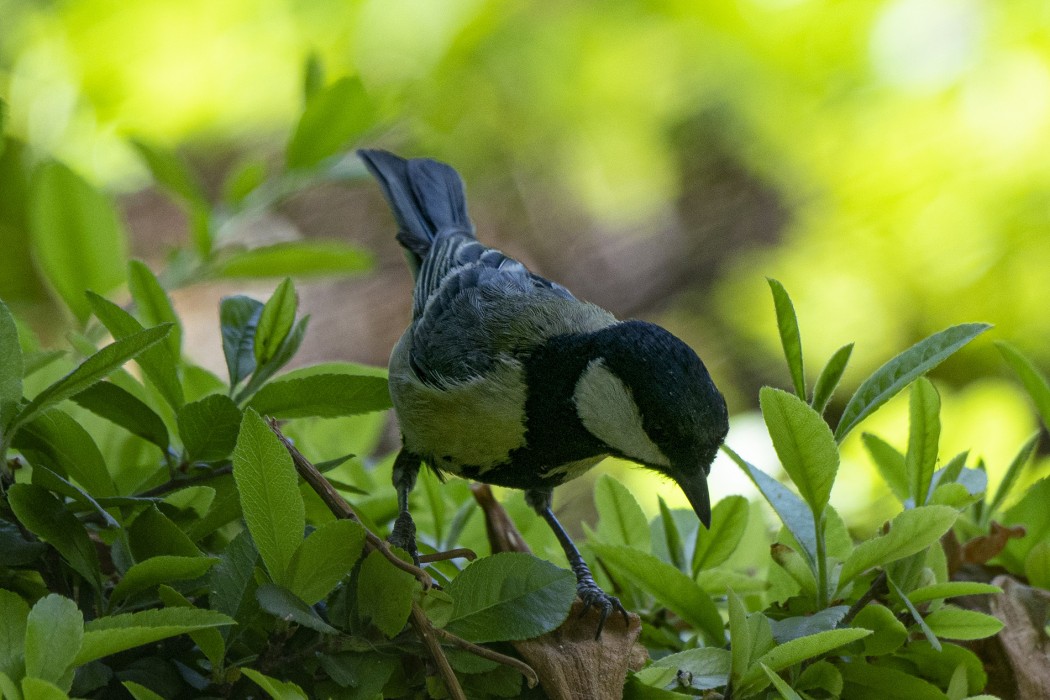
[358,149,474,271]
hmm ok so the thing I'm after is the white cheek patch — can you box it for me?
[573,359,670,469]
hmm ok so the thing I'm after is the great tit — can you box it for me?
[359,149,729,636]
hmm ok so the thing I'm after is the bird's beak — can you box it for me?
[675,469,711,529]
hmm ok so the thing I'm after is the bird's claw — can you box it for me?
[576,579,629,640]
[389,511,420,566]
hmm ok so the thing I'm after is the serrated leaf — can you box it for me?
[110,556,218,605]
[232,409,304,585]
[906,582,1002,605]
[768,279,806,400]
[254,278,297,366]
[286,520,365,605]
[73,608,234,666]
[444,552,576,643]
[0,299,22,431]
[997,340,1050,430]
[127,260,182,361]
[241,668,308,700]
[13,408,117,497]
[72,381,169,450]
[28,161,127,321]
[0,588,29,681]
[287,77,374,169]
[594,474,650,552]
[724,446,817,565]
[256,583,337,634]
[761,387,839,515]
[811,343,854,415]
[590,544,724,645]
[693,495,749,574]
[987,431,1039,516]
[86,293,183,411]
[8,324,172,437]
[219,296,263,387]
[214,241,372,278]
[839,506,958,587]
[906,378,941,505]
[851,604,908,655]
[924,605,1004,640]
[651,647,731,691]
[247,374,391,419]
[356,549,418,638]
[177,394,242,463]
[7,484,102,590]
[24,594,82,690]
[863,433,909,503]
[835,323,991,442]
[741,628,871,690]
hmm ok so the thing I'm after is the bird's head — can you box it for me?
[573,321,729,528]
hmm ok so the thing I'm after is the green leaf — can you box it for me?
[656,497,685,570]
[444,552,576,643]
[302,52,325,101]
[835,323,991,442]
[287,77,374,169]
[839,506,957,588]
[924,605,1004,640]
[13,408,117,497]
[724,446,816,565]
[0,672,18,700]
[73,608,234,666]
[256,583,337,634]
[24,594,82,689]
[209,529,259,626]
[769,606,849,644]
[760,387,839,515]
[156,585,226,671]
[237,316,309,400]
[1000,477,1050,570]
[241,668,308,700]
[888,574,940,651]
[356,549,418,638]
[811,343,854,415]
[222,159,268,207]
[128,505,202,559]
[129,140,207,209]
[863,433,909,503]
[997,340,1050,430]
[214,241,372,278]
[127,260,182,361]
[907,582,1002,605]
[232,409,304,585]
[768,279,806,400]
[906,378,941,505]
[20,677,69,699]
[0,589,29,680]
[650,647,731,691]
[0,299,23,431]
[254,278,297,366]
[851,604,908,655]
[123,681,166,700]
[594,474,650,552]
[899,641,988,694]
[796,660,843,697]
[7,484,102,590]
[692,495,749,574]
[762,664,804,700]
[177,394,242,463]
[987,431,1039,516]
[219,295,263,387]
[1025,541,1050,589]
[286,520,365,605]
[7,323,172,437]
[727,590,750,684]
[590,544,724,645]
[28,161,127,321]
[110,556,219,605]
[741,628,871,689]
[247,374,391,419]
[30,465,118,529]
[71,381,169,450]
[841,663,949,700]
[85,293,183,411]
[770,543,816,596]
[0,520,47,567]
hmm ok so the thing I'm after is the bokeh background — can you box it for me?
[2,0,1048,530]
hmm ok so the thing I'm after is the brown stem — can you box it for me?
[138,464,233,498]
[431,626,539,688]
[841,571,888,626]
[419,548,477,563]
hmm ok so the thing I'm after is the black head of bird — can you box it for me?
[359,148,730,637]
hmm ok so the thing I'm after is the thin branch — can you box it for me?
[138,464,232,498]
[841,571,888,626]
[431,626,539,688]
[411,606,467,700]
[419,548,477,563]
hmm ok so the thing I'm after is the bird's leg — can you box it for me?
[526,488,629,639]
[390,449,422,566]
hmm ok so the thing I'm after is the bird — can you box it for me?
[359,149,729,637]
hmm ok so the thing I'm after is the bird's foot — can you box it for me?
[389,511,420,566]
[576,578,629,640]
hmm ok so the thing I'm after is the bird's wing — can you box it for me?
[408,233,613,385]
